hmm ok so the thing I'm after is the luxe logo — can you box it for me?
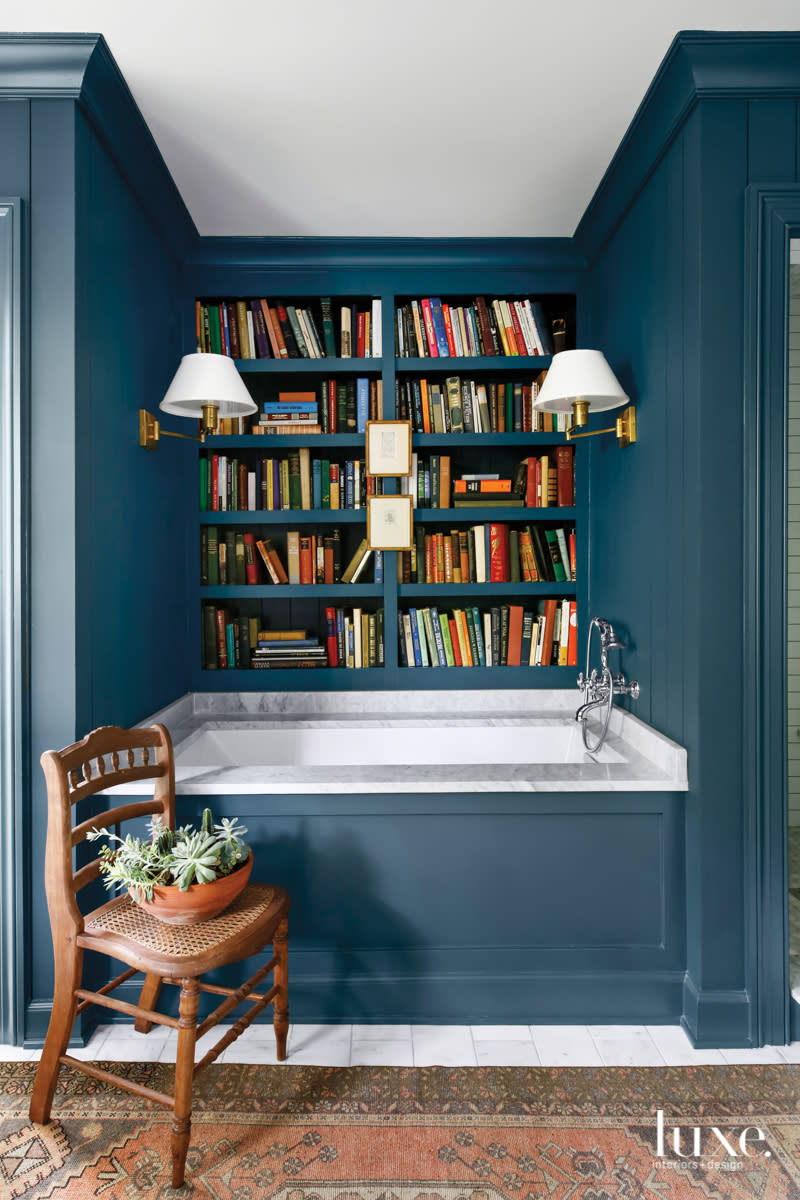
[655,1110,771,1158]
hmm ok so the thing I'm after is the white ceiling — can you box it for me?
[7,2,800,237]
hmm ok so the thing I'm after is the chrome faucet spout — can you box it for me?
[576,618,639,753]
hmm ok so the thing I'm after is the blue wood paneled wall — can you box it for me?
[577,36,800,1045]
[3,31,800,1041]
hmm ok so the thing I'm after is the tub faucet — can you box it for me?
[576,617,639,751]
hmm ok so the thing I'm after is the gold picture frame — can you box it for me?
[367,494,414,551]
[365,419,413,477]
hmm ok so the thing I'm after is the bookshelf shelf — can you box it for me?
[236,358,383,374]
[192,286,582,687]
[413,433,567,448]
[414,507,577,523]
[204,434,366,449]
[396,356,553,372]
[201,584,384,600]
[200,510,366,525]
[398,582,578,599]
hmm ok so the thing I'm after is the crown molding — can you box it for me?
[0,33,197,259]
[187,235,585,273]
[575,31,800,261]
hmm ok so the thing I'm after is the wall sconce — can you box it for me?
[139,353,257,450]
[534,349,637,446]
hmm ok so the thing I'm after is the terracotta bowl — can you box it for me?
[130,852,253,925]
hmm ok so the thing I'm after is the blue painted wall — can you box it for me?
[0,39,197,1039]
[578,44,800,1042]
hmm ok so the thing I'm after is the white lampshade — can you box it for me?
[534,349,629,414]
[159,353,257,419]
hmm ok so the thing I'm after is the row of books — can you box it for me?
[398,523,576,586]
[196,298,382,359]
[250,379,382,436]
[399,599,577,669]
[399,451,574,511]
[395,296,561,359]
[201,528,382,586]
[200,611,385,669]
[200,451,383,512]
[396,375,567,434]
[324,606,385,668]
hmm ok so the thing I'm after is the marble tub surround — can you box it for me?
[129,690,688,794]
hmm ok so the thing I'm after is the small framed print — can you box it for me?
[365,419,412,477]
[367,494,414,551]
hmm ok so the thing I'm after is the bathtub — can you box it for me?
[126,690,687,793]
[113,689,688,1024]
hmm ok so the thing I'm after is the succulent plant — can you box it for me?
[86,812,250,900]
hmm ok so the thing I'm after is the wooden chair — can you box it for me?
[29,723,290,1190]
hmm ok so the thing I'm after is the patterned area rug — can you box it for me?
[1,1060,799,1198]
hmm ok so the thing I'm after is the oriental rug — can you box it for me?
[1,1060,799,1198]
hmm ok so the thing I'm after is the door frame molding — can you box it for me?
[743,185,800,1045]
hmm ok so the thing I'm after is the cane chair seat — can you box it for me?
[81,883,288,974]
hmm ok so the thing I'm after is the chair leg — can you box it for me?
[30,947,84,1125]
[272,917,289,1062]
[171,978,199,1190]
[134,973,163,1033]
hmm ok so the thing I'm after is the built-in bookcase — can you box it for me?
[189,288,585,690]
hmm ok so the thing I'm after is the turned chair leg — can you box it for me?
[171,978,199,1190]
[134,973,163,1033]
[272,917,289,1061]
[30,948,84,1125]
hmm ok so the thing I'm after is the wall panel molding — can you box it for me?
[0,198,27,1045]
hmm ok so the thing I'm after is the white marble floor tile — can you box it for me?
[530,1025,604,1066]
[350,1039,414,1066]
[68,1026,113,1061]
[412,1025,477,1066]
[285,1024,352,1065]
[471,1025,533,1042]
[352,1024,412,1042]
[645,1025,726,1066]
[776,1041,800,1063]
[719,1045,787,1064]
[101,1032,171,1062]
[0,1045,36,1061]
[587,1025,666,1066]
[474,1039,541,1066]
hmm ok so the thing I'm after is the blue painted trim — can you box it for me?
[0,34,196,260]
[201,584,382,599]
[681,973,753,1048]
[206,434,366,449]
[415,507,577,523]
[577,32,800,260]
[0,199,27,1045]
[743,185,800,1046]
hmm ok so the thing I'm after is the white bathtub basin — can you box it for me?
[173,722,625,768]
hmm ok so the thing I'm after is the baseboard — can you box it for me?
[681,972,753,1048]
[24,971,684,1044]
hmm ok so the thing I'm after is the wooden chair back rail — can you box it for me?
[72,859,103,893]
[74,986,181,1028]
[74,967,138,1015]
[59,1055,174,1109]
[72,800,165,846]
[66,764,169,807]
[194,986,278,1075]
[194,956,277,1038]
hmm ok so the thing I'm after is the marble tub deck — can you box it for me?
[124,690,688,794]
